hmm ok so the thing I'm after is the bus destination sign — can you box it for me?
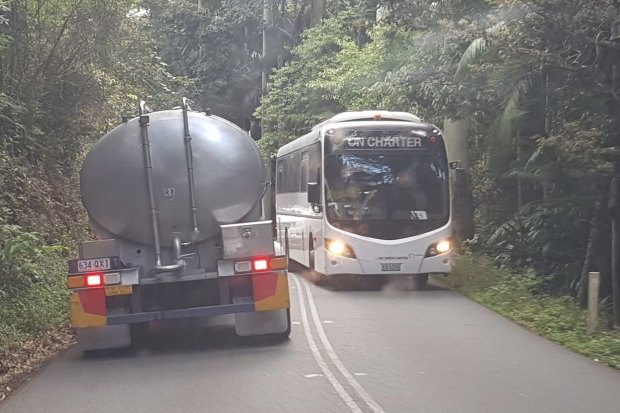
[344,135,425,150]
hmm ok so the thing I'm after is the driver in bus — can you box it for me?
[394,162,430,216]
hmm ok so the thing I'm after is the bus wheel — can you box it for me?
[285,231,301,272]
[284,229,290,256]
[308,236,315,270]
[413,274,429,290]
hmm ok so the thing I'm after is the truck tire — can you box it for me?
[130,322,149,349]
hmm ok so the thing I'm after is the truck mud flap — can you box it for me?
[253,272,290,311]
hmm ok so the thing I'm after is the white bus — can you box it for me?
[275,111,452,287]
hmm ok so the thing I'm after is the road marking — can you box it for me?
[292,275,363,413]
[301,276,387,413]
[354,373,368,376]
[323,320,335,324]
[304,373,324,378]
[292,321,301,325]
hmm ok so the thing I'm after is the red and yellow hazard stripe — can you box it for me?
[70,289,107,328]
[253,272,290,311]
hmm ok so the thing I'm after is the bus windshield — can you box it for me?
[324,153,449,239]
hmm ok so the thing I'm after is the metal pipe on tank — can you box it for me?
[139,101,183,273]
[153,236,186,272]
[182,98,201,241]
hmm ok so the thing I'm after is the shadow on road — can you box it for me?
[81,319,290,361]
[296,268,448,293]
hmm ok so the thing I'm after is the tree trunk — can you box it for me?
[610,177,620,327]
[578,189,607,307]
[310,0,325,27]
[608,36,620,328]
[541,71,553,203]
[443,117,474,241]
[516,132,523,209]
[443,118,470,169]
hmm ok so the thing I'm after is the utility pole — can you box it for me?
[262,0,273,96]
[310,0,325,27]
[261,0,276,222]
[261,0,277,137]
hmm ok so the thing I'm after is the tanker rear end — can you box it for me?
[67,100,290,351]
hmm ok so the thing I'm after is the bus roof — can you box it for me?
[311,111,421,131]
[277,129,319,157]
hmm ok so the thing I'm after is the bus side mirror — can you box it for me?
[307,182,320,205]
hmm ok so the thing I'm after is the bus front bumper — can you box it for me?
[323,250,452,276]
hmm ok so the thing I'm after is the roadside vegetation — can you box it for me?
[0,226,67,348]
[447,253,620,369]
[0,0,187,357]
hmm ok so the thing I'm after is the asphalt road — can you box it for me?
[2,273,620,413]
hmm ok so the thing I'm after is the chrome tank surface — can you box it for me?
[80,110,265,246]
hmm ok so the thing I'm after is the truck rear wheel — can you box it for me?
[130,322,149,349]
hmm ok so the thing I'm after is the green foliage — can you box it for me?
[257,8,367,157]
[448,254,620,369]
[0,225,68,349]
[0,0,188,349]
[486,202,590,292]
[145,0,263,126]
[257,5,478,157]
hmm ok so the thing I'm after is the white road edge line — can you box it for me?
[301,276,387,413]
[292,275,363,413]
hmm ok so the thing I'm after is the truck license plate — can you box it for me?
[76,258,111,272]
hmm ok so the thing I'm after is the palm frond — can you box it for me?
[503,169,545,182]
[488,76,532,172]
[454,37,488,82]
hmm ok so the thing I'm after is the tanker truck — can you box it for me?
[66,100,291,351]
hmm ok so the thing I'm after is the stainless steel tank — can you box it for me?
[80,109,265,246]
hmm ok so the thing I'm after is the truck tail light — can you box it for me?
[252,258,269,272]
[86,272,103,287]
[67,271,121,289]
[233,256,288,273]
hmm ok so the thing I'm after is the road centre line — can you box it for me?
[301,276,387,413]
[292,275,363,413]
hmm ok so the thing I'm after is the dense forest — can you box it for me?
[1,0,619,349]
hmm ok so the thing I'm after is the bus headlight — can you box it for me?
[325,239,356,258]
[425,240,451,257]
